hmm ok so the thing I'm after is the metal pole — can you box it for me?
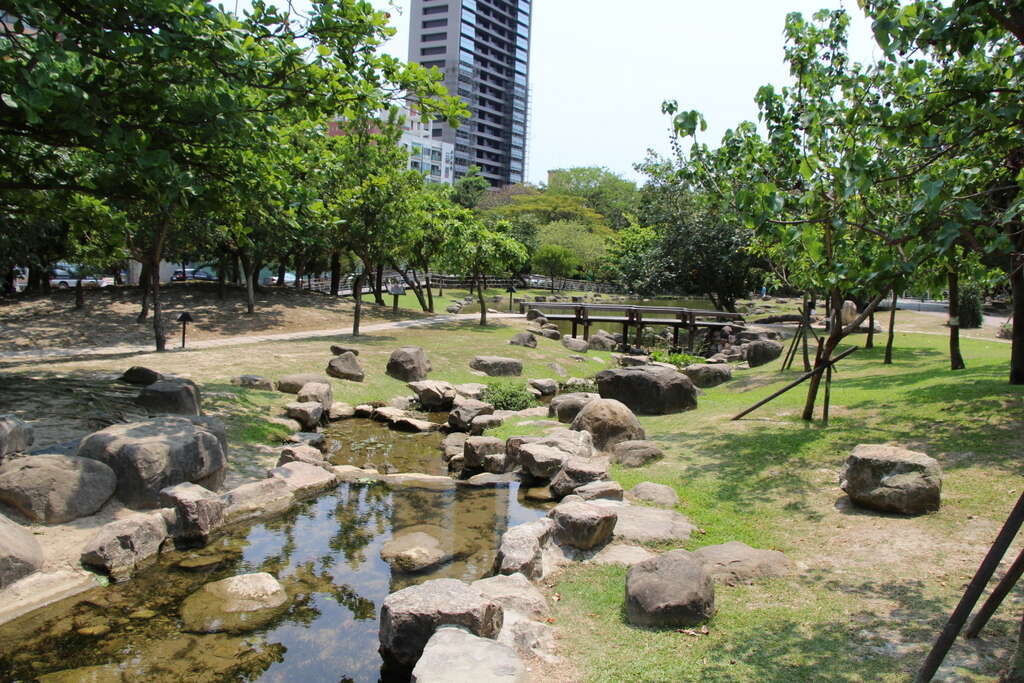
[915,491,1024,682]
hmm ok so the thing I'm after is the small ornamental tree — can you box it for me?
[533,243,579,291]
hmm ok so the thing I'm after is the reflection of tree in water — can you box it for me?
[290,561,376,621]
[260,500,311,572]
[329,482,392,570]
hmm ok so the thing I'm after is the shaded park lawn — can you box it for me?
[0,314,1021,681]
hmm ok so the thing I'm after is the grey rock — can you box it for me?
[159,481,225,542]
[471,573,548,619]
[464,436,505,471]
[0,454,116,523]
[80,510,168,580]
[470,414,505,435]
[448,399,494,432]
[570,398,645,452]
[589,499,695,544]
[528,378,558,396]
[276,373,329,394]
[549,456,609,499]
[497,610,559,663]
[76,417,226,509]
[617,355,651,367]
[611,440,664,467]
[386,346,432,382]
[231,375,274,391]
[287,431,326,450]
[628,481,680,507]
[412,626,527,683]
[297,381,333,409]
[180,572,288,633]
[691,541,791,584]
[549,500,617,550]
[392,416,442,433]
[267,461,338,499]
[682,363,733,388]
[120,366,161,385]
[441,432,468,463]
[587,332,619,352]
[562,336,589,353]
[548,392,600,423]
[221,477,293,524]
[135,379,201,416]
[326,352,365,382]
[470,356,523,377]
[509,332,537,348]
[454,383,488,401]
[277,444,327,469]
[327,402,356,420]
[525,308,545,321]
[379,578,503,670]
[381,529,453,573]
[840,444,942,514]
[0,511,43,589]
[408,380,457,411]
[595,366,698,415]
[330,344,360,356]
[0,415,34,457]
[494,518,555,580]
[574,479,624,501]
[589,543,657,567]
[284,401,323,430]
[625,550,715,627]
[538,428,594,458]
[745,340,784,368]
[531,327,561,340]
[517,443,570,480]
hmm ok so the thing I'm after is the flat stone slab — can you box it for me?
[180,572,288,633]
[588,543,658,567]
[221,477,294,524]
[267,462,338,499]
[381,528,453,573]
[627,482,680,508]
[471,573,548,619]
[589,499,695,544]
[412,626,527,683]
[469,356,523,377]
[691,541,792,584]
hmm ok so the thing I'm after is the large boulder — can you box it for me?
[548,392,600,423]
[0,511,43,589]
[120,366,161,385]
[470,356,523,377]
[840,444,942,514]
[548,500,617,550]
[627,481,680,508]
[681,364,733,389]
[411,626,527,683]
[159,481,225,542]
[493,518,555,580]
[379,578,503,670]
[0,415,34,457]
[221,477,293,524]
[464,436,505,471]
[691,541,791,584]
[562,336,589,353]
[594,366,697,415]
[525,308,545,321]
[471,573,548,620]
[588,331,619,352]
[381,528,453,573]
[611,440,664,467]
[180,572,288,633]
[76,417,227,509]
[276,373,329,394]
[570,398,645,452]
[745,340,784,368]
[509,332,537,349]
[80,510,168,580]
[0,454,116,523]
[528,378,558,396]
[517,443,570,481]
[326,352,364,382]
[589,499,695,544]
[297,382,333,409]
[549,456,609,499]
[231,375,274,391]
[625,550,715,627]
[135,379,201,416]
[284,401,323,431]
[408,380,457,411]
[448,399,494,433]
[386,346,432,382]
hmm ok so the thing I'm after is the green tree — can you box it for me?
[533,244,579,291]
[451,165,490,209]
[546,166,638,230]
[442,220,526,325]
[536,219,610,280]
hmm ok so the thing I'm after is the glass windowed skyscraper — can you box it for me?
[408,0,531,186]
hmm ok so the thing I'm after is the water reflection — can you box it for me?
[324,419,446,476]
[0,480,548,682]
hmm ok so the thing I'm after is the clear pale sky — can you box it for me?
[367,0,881,186]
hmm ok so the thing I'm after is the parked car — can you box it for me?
[49,267,114,289]
[172,268,217,282]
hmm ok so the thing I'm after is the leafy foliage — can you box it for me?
[481,382,536,411]
[649,350,704,368]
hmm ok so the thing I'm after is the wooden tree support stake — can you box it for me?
[732,345,858,421]
[964,547,1024,639]
[915,491,1024,682]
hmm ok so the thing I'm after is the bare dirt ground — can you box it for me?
[0,283,425,352]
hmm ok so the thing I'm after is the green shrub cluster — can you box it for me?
[650,349,705,368]
[959,285,984,329]
[481,382,536,411]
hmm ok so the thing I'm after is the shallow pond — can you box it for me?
[323,417,446,476]
[0,479,549,682]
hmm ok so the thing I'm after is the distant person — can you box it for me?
[760,285,767,297]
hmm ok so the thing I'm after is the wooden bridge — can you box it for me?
[518,302,745,350]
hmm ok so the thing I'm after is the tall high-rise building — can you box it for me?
[407,0,531,186]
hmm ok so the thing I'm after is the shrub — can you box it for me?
[481,382,536,411]
[998,321,1013,340]
[650,349,704,368]
[959,285,984,329]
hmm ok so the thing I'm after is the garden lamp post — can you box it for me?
[177,312,194,348]
[506,285,516,312]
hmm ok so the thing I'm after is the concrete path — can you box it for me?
[0,312,526,363]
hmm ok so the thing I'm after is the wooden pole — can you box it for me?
[964,547,1024,639]
[915,492,1024,682]
[731,346,858,421]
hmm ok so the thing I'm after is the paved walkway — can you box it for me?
[0,312,525,363]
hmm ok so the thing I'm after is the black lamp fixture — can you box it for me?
[506,285,517,312]
[177,312,194,348]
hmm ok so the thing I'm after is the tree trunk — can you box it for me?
[866,310,875,349]
[330,251,341,296]
[949,265,966,371]
[1011,246,1024,385]
[477,275,487,326]
[352,272,364,336]
[425,270,435,313]
[150,253,166,352]
[136,262,151,322]
[294,259,304,288]
[885,290,898,364]
[374,264,385,306]
[393,265,428,311]
[217,255,227,301]
[231,257,240,286]
[277,260,287,287]
[242,254,256,315]
[74,279,84,310]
